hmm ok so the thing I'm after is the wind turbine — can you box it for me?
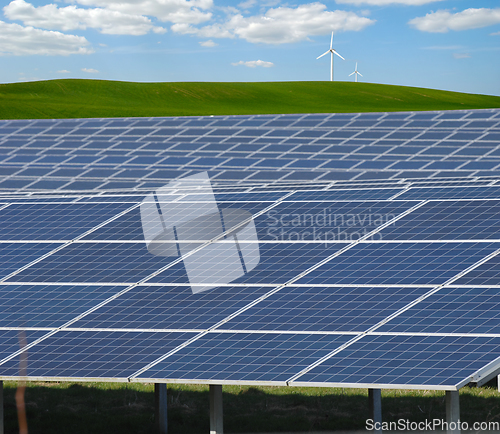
[316,32,345,82]
[349,62,363,82]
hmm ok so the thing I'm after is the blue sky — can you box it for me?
[0,0,499,96]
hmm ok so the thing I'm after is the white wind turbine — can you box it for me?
[349,62,363,82]
[316,32,345,82]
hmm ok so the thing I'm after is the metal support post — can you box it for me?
[155,383,168,434]
[445,390,460,434]
[369,388,382,433]
[210,384,223,434]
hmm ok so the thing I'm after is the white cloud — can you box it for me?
[82,67,99,72]
[199,39,217,46]
[57,69,71,73]
[174,3,375,44]
[238,0,257,9]
[409,8,500,33]
[232,59,274,67]
[0,20,92,55]
[453,53,471,59]
[336,0,444,5]
[172,22,233,38]
[70,0,213,25]
[4,0,166,35]
[491,31,500,36]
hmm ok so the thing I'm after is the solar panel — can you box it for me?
[0,109,499,191]
[292,334,500,388]
[2,109,500,403]
[378,286,500,335]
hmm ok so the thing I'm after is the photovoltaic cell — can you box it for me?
[219,285,431,333]
[0,202,134,240]
[0,284,125,328]
[380,200,500,241]
[71,284,272,330]
[297,242,500,286]
[0,329,48,361]
[378,286,500,335]
[0,330,196,379]
[294,334,500,387]
[255,200,418,242]
[7,242,179,284]
[0,242,62,280]
[150,242,343,286]
[137,332,352,383]
[454,254,500,286]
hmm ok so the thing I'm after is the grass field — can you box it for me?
[2,381,500,434]
[0,79,499,119]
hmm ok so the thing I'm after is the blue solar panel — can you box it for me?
[454,254,500,285]
[2,108,500,391]
[7,242,178,284]
[219,285,430,332]
[298,242,500,286]
[293,334,500,387]
[0,284,125,328]
[136,332,351,383]
[378,286,500,335]
[0,202,134,240]
[71,284,271,330]
[380,200,500,240]
[150,242,343,286]
[0,242,62,280]
[255,200,418,241]
[0,330,196,379]
[0,108,498,191]
[0,330,48,361]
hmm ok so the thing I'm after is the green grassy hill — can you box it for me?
[0,79,499,119]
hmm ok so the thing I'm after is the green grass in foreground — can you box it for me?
[2,382,500,433]
[0,79,499,119]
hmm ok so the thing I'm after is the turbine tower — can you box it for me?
[316,32,345,82]
[349,62,363,82]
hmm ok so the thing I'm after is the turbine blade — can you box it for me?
[358,72,363,77]
[330,32,333,50]
[349,72,355,76]
[316,51,329,59]
[333,50,345,60]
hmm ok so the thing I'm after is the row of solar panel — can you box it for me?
[0,112,498,188]
[1,122,499,138]
[2,239,499,285]
[5,197,500,241]
[2,135,499,158]
[1,327,497,387]
[1,109,498,130]
[2,171,500,192]
[1,281,499,335]
[4,142,500,160]
[4,183,500,203]
[2,110,500,389]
